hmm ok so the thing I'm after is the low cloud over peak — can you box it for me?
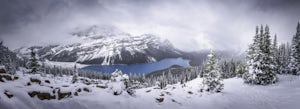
[0,0,300,51]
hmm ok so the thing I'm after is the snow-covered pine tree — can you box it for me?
[244,25,277,85]
[272,34,280,73]
[72,63,78,83]
[40,62,47,77]
[28,48,39,74]
[157,72,167,89]
[243,26,261,83]
[288,22,300,75]
[258,25,277,84]
[110,69,135,95]
[278,43,291,74]
[202,50,223,93]
[236,64,245,77]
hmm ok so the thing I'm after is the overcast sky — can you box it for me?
[0,0,300,51]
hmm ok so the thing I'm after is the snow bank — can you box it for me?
[1,72,300,109]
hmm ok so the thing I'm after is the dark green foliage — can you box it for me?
[57,89,72,100]
[28,91,56,100]
[155,98,164,103]
[30,78,41,84]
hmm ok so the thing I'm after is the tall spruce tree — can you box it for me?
[244,26,261,83]
[273,34,280,73]
[244,25,277,85]
[72,63,78,83]
[202,50,223,93]
[28,48,39,74]
[289,22,300,75]
[278,43,291,74]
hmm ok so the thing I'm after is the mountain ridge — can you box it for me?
[15,25,185,65]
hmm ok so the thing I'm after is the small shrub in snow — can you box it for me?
[57,89,72,100]
[96,84,108,89]
[0,65,6,73]
[44,80,50,84]
[28,91,56,100]
[74,92,78,96]
[4,90,14,98]
[146,90,151,93]
[187,91,193,94]
[14,76,19,80]
[126,88,136,96]
[30,78,41,84]
[155,80,167,89]
[83,88,91,92]
[0,74,13,82]
[155,98,164,103]
[76,88,82,92]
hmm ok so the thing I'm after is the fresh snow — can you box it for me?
[1,71,300,109]
[44,60,88,69]
[15,26,180,65]
[0,65,5,69]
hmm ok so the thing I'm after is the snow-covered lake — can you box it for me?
[81,58,190,74]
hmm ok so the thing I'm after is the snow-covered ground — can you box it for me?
[1,71,300,109]
[45,61,88,69]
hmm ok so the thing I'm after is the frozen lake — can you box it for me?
[81,58,190,74]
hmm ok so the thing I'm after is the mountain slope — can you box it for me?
[15,25,183,65]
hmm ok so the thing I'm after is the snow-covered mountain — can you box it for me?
[15,25,183,65]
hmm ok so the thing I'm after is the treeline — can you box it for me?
[140,58,243,89]
[243,22,300,85]
[0,41,19,74]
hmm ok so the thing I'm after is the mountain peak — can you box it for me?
[70,25,129,39]
[16,26,183,65]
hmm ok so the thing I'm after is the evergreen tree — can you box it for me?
[156,72,167,89]
[278,43,291,74]
[202,50,223,93]
[244,25,261,83]
[289,22,300,75]
[272,34,280,73]
[259,25,277,84]
[110,69,134,95]
[72,63,78,83]
[40,62,46,77]
[27,48,39,74]
[244,25,277,85]
[236,64,246,77]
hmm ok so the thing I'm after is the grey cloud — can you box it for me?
[0,0,300,51]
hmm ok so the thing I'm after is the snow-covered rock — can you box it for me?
[109,69,129,95]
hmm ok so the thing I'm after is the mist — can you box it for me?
[0,0,300,51]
